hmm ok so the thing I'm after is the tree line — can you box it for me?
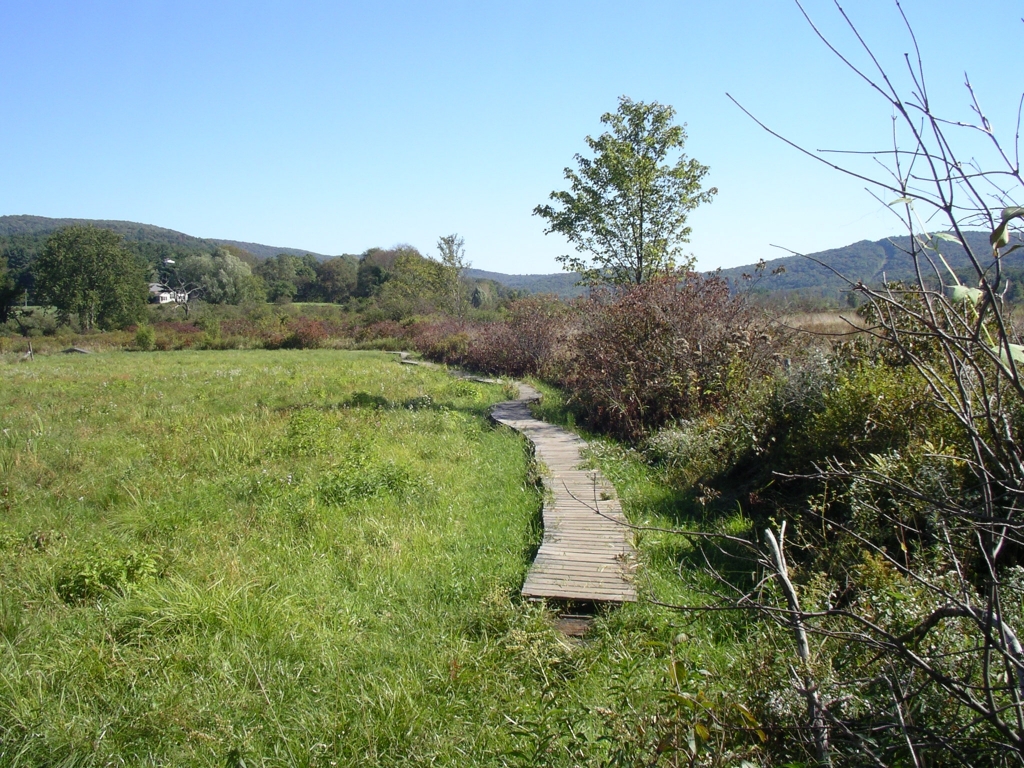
[0,228,516,331]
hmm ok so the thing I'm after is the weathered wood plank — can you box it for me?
[491,382,637,604]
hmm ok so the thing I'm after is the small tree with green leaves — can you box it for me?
[534,96,716,286]
[436,233,470,318]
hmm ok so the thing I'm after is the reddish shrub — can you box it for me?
[281,318,329,349]
[219,318,262,338]
[563,276,776,441]
[404,318,467,365]
[156,320,203,336]
[356,320,405,344]
[460,296,574,378]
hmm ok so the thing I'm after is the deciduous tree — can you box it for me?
[0,255,23,324]
[33,226,147,330]
[315,256,357,303]
[436,234,469,318]
[534,96,716,286]
[178,249,263,306]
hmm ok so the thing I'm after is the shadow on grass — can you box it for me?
[270,389,506,422]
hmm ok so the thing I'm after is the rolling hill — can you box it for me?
[0,215,331,260]
[717,230,1024,303]
[471,231,1024,300]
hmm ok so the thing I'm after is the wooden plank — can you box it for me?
[524,575,634,590]
[490,386,637,604]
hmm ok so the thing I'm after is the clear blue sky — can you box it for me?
[1,0,1020,273]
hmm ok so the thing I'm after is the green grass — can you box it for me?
[0,350,765,767]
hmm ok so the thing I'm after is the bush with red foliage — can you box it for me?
[404,318,470,365]
[281,318,329,349]
[408,282,774,442]
[459,296,574,378]
[356,320,405,345]
[151,320,203,350]
[563,275,775,442]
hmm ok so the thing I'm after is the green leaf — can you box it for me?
[669,659,686,686]
[992,222,1011,248]
[950,285,983,303]
[733,702,759,726]
[992,343,1024,364]
[932,232,961,244]
[694,722,711,741]
[888,196,914,206]
[1001,206,1024,222]
[668,692,699,710]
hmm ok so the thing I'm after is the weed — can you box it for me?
[55,548,160,603]
[317,452,414,505]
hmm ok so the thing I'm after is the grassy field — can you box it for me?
[0,350,745,767]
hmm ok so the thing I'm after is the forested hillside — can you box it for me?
[0,215,329,259]
[719,230,1024,304]
[0,217,519,325]
[463,268,586,297]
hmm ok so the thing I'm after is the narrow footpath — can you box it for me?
[395,352,636,603]
[491,383,637,603]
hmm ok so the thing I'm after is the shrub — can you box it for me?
[195,315,221,349]
[427,332,469,363]
[281,318,329,349]
[404,317,469,365]
[784,360,932,467]
[461,296,574,378]
[354,320,407,350]
[564,275,776,442]
[134,324,156,351]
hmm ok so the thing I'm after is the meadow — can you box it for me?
[0,350,743,767]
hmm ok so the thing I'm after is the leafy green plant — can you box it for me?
[134,323,156,351]
[444,378,480,401]
[593,652,766,768]
[317,452,413,504]
[344,390,391,409]
[279,407,337,457]
[195,314,221,348]
[55,549,159,603]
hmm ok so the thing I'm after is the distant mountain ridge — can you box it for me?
[0,215,331,260]
[717,230,1024,303]
[463,268,585,297]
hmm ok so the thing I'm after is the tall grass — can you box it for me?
[0,350,755,766]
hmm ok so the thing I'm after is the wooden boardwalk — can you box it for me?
[391,352,636,603]
[491,384,637,603]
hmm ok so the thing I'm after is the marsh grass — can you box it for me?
[0,351,751,766]
[779,310,866,337]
